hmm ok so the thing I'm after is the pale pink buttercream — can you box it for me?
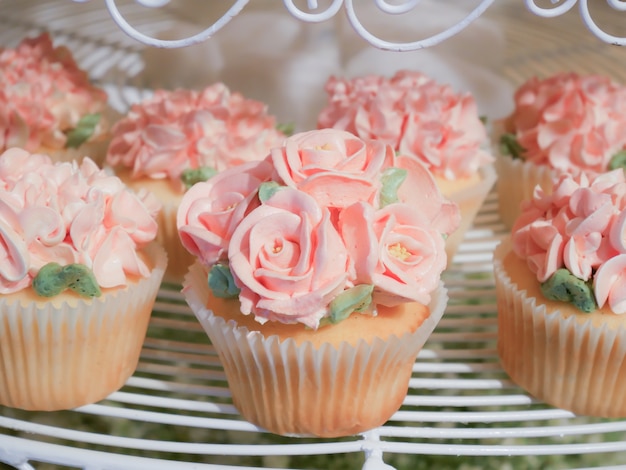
[0,33,108,152]
[317,70,492,179]
[0,147,160,293]
[106,84,285,190]
[505,72,626,173]
[512,169,626,313]
[177,129,459,328]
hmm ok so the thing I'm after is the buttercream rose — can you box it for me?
[228,187,349,328]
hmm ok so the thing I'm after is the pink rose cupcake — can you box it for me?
[317,70,495,262]
[178,129,459,437]
[106,83,286,282]
[0,147,166,411]
[495,169,626,417]
[0,33,116,165]
[496,72,626,228]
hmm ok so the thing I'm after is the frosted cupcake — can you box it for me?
[496,72,626,228]
[0,147,166,411]
[106,83,286,282]
[317,70,495,262]
[179,129,459,437]
[0,33,115,165]
[495,169,626,417]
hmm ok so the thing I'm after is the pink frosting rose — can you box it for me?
[0,147,160,293]
[106,84,285,189]
[0,33,108,152]
[512,169,626,313]
[228,187,349,328]
[317,70,492,179]
[505,72,626,173]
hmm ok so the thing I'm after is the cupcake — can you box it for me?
[0,147,166,411]
[495,72,626,228]
[494,169,626,417]
[178,129,459,437]
[317,70,495,262]
[0,33,115,165]
[105,83,286,282]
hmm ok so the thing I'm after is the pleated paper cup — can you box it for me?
[439,163,497,263]
[0,242,167,411]
[494,239,626,417]
[183,261,448,438]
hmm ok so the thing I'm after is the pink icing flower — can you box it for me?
[505,73,626,173]
[177,160,274,266]
[339,201,446,307]
[0,33,108,152]
[271,128,392,209]
[106,84,285,189]
[317,70,492,179]
[228,187,349,328]
[0,147,160,292]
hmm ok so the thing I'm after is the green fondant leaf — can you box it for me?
[258,181,283,203]
[380,167,407,207]
[608,150,626,171]
[33,262,101,298]
[208,264,240,299]
[181,166,217,190]
[499,133,525,159]
[65,113,101,149]
[276,122,295,136]
[328,284,374,324]
[540,268,596,313]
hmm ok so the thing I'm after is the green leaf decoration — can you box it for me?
[608,150,626,171]
[208,264,240,299]
[258,181,283,203]
[499,133,525,159]
[479,115,488,125]
[540,268,597,313]
[276,122,295,136]
[65,113,101,149]
[380,167,407,207]
[33,262,102,298]
[181,166,218,190]
[328,284,374,324]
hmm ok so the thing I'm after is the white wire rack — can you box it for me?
[2,2,626,469]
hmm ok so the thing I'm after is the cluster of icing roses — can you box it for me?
[178,129,460,328]
[0,33,108,152]
[106,83,286,189]
[512,169,626,313]
[316,70,492,180]
[0,148,160,294]
[502,72,626,174]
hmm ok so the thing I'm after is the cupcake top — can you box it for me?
[106,83,286,192]
[0,147,160,296]
[178,128,460,328]
[512,169,626,314]
[317,70,492,180]
[0,33,109,153]
[501,72,626,174]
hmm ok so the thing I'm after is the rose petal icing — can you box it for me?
[512,169,626,313]
[317,70,492,180]
[0,147,160,293]
[106,84,285,190]
[178,129,459,328]
[504,72,626,174]
[0,33,108,152]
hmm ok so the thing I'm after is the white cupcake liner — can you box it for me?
[494,238,626,417]
[183,261,448,437]
[442,163,497,263]
[158,197,196,284]
[0,242,167,411]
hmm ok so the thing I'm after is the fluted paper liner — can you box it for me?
[494,239,626,417]
[158,197,196,283]
[184,261,448,437]
[443,163,497,262]
[0,242,167,411]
